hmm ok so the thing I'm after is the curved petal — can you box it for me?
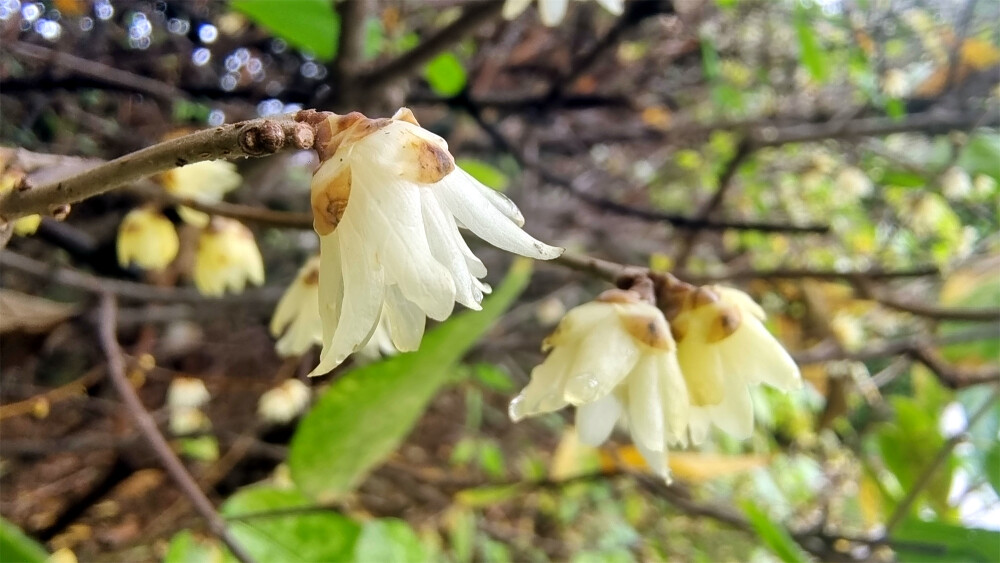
[420,190,484,310]
[383,285,427,352]
[626,356,665,451]
[576,393,622,446]
[563,324,641,405]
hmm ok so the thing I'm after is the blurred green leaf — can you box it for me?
[477,440,506,480]
[741,501,809,563]
[456,159,510,192]
[231,0,339,61]
[164,530,223,563]
[985,443,1000,496]
[353,519,427,563]
[794,4,829,83]
[892,518,1000,563]
[958,134,1000,179]
[424,52,467,97]
[700,37,720,80]
[289,260,534,500]
[0,518,47,563]
[446,507,476,563]
[472,363,514,392]
[881,169,927,188]
[221,486,360,562]
[455,484,523,507]
[179,436,220,462]
[362,18,384,61]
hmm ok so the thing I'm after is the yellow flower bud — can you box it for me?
[116,207,179,271]
[193,218,264,296]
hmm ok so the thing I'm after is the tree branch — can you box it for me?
[0,251,282,304]
[97,294,255,563]
[358,1,504,93]
[0,118,314,221]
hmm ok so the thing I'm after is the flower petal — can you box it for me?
[563,324,641,405]
[383,285,426,352]
[575,393,622,446]
[626,356,665,452]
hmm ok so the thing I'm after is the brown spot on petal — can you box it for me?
[303,268,320,286]
[311,166,351,236]
[620,311,674,351]
[401,137,455,184]
[706,304,742,343]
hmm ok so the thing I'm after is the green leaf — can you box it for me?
[985,443,1000,496]
[424,52,467,97]
[221,486,360,562]
[700,37,720,81]
[477,440,506,480]
[353,519,427,563]
[231,0,339,61]
[289,260,534,500]
[880,169,927,188]
[741,501,810,563]
[456,159,510,192]
[794,4,829,83]
[958,134,1000,179]
[892,518,1000,563]
[472,363,514,392]
[0,518,47,563]
[164,530,224,563]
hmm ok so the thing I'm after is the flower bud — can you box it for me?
[193,218,265,296]
[117,206,179,271]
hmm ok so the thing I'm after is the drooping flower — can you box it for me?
[502,0,624,26]
[258,379,311,424]
[193,217,264,296]
[835,166,873,200]
[160,160,242,226]
[941,166,972,199]
[303,108,562,375]
[116,206,179,271]
[509,289,690,480]
[355,312,400,364]
[167,376,211,409]
[270,256,323,357]
[664,284,801,445]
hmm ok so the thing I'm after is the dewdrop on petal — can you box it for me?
[193,217,265,297]
[509,289,690,481]
[160,160,242,226]
[270,256,323,357]
[502,0,623,26]
[301,107,561,375]
[167,376,210,409]
[258,379,311,424]
[662,282,801,445]
[117,206,179,271]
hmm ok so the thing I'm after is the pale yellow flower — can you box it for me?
[941,166,972,199]
[116,206,179,271]
[270,256,323,357]
[257,379,311,424]
[306,108,561,375]
[510,289,690,480]
[193,218,264,296]
[167,376,210,409]
[669,285,801,444]
[161,160,242,226]
[835,167,874,200]
[0,168,41,236]
[882,68,909,98]
[503,0,623,26]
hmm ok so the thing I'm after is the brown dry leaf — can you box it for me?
[641,106,673,131]
[914,37,1000,97]
[0,290,79,334]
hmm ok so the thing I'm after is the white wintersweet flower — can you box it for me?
[355,312,399,364]
[160,160,242,226]
[835,166,873,200]
[257,379,311,424]
[193,217,265,296]
[667,284,801,445]
[941,166,972,199]
[167,376,210,409]
[503,0,624,26]
[270,256,322,357]
[509,289,690,481]
[302,108,562,375]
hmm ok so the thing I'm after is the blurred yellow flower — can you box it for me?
[258,379,311,424]
[160,160,242,226]
[193,218,264,296]
[270,256,323,357]
[116,207,179,271]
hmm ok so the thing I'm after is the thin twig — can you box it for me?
[0,118,314,221]
[0,251,282,304]
[97,294,256,563]
[884,385,1000,533]
[357,1,504,93]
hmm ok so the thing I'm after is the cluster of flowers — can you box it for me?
[116,160,265,297]
[265,107,801,480]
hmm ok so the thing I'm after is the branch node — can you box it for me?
[240,121,285,156]
[51,204,71,220]
[291,122,315,150]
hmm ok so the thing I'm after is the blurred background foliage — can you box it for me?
[1,0,999,561]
